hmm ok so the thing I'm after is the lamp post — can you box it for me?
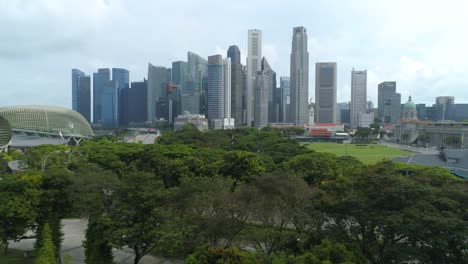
[41,149,69,172]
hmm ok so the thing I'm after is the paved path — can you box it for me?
[9,219,184,264]
[379,142,440,155]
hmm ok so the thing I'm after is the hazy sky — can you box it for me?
[1,0,467,108]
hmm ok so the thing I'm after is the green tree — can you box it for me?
[285,153,339,184]
[0,172,41,254]
[35,223,58,264]
[220,150,266,183]
[107,170,175,264]
[444,135,461,147]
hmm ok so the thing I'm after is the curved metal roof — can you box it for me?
[0,116,12,148]
[0,105,93,138]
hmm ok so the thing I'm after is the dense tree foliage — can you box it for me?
[1,127,467,264]
[34,223,57,264]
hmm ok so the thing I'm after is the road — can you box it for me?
[9,219,184,264]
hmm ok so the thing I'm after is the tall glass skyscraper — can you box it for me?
[247,29,262,127]
[207,55,224,129]
[77,75,91,122]
[350,69,367,128]
[101,79,118,128]
[227,45,243,127]
[93,68,111,123]
[280,77,291,123]
[72,69,85,111]
[290,27,309,126]
[172,61,188,92]
[147,63,167,123]
[378,81,401,124]
[112,68,129,90]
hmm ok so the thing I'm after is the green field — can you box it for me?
[306,143,413,164]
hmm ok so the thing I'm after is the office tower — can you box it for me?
[454,104,468,121]
[315,62,337,123]
[336,102,350,124]
[350,69,367,128]
[207,55,224,129]
[187,51,208,92]
[120,79,148,126]
[247,29,262,126]
[172,61,187,92]
[254,68,268,128]
[101,79,118,128]
[290,26,309,126]
[167,83,181,123]
[227,45,243,127]
[155,97,171,122]
[93,68,111,123]
[72,69,85,111]
[166,68,172,83]
[147,63,167,123]
[435,96,455,121]
[280,77,291,123]
[223,58,232,121]
[112,68,129,90]
[254,57,276,124]
[76,75,91,122]
[242,65,247,124]
[378,82,401,124]
[181,91,201,114]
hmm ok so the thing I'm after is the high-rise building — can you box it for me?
[120,79,147,126]
[112,68,129,90]
[336,102,350,124]
[181,91,201,114]
[147,63,167,123]
[76,75,91,122]
[315,62,337,123]
[378,81,401,124]
[435,96,455,121]
[166,68,172,83]
[247,29,262,127]
[280,77,291,123]
[290,26,309,126]
[227,45,243,127]
[187,52,207,92]
[207,55,233,129]
[93,68,111,123]
[254,57,276,128]
[350,69,367,128]
[72,69,85,111]
[172,61,187,92]
[101,79,118,128]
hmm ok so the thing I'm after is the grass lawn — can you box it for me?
[0,247,34,264]
[307,142,413,164]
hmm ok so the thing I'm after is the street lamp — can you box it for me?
[41,149,69,172]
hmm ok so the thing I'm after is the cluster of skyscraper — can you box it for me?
[72,27,313,129]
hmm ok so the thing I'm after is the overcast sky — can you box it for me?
[1,0,467,109]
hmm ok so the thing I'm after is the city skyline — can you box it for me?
[1,0,468,109]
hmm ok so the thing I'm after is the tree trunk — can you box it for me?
[3,241,8,255]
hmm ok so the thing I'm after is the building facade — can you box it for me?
[290,26,309,126]
[378,81,401,124]
[147,63,167,124]
[120,80,148,126]
[280,77,291,123]
[247,29,262,127]
[72,69,85,111]
[350,69,367,128]
[76,75,91,122]
[207,55,225,129]
[227,45,243,127]
[315,62,337,123]
[112,68,129,90]
[172,61,187,93]
[92,68,111,123]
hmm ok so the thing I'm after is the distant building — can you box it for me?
[172,61,188,93]
[435,96,455,121]
[207,55,234,129]
[147,64,167,123]
[174,112,208,131]
[378,81,401,124]
[454,104,468,122]
[350,69,367,128]
[120,80,148,126]
[280,77,291,123]
[101,80,118,128]
[315,62,337,123]
[254,68,269,129]
[72,69,85,111]
[228,45,243,127]
[112,68,129,90]
[76,75,91,122]
[181,91,201,115]
[93,68,111,123]
[402,96,418,121]
[290,26,309,126]
[247,29,262,127]
[358,112,374,127]
[336,102,350,124]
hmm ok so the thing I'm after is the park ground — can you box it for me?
[307,142,413,164]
